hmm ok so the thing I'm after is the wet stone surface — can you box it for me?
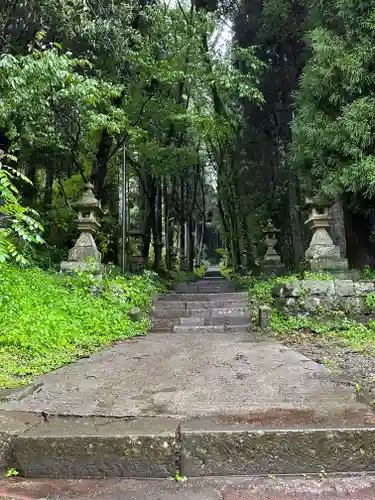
[2,475,375,499]
[0,334,361,420]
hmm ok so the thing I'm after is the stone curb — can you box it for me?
[1,414,178,478]
[180,420,375,477]
[0,412,43,470]
[2,408,375,479]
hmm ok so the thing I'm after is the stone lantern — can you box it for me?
[61,183,103,274]
[260,219,285,277]
[263,219,281,263]
[304,198,348,274]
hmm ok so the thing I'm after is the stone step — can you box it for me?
[174,284,236,294]
[151,315,252,331]
[152,309,190,319]
[204,269,222,278]
[155,295,248,311]
[154,300,248,311]
[180,316,252,326]
[197,287,236,294]
[190,307,250,318]
[8,408,375,478]
[153,307,250,319]
[159,292,248,302]
[153,302,187,311]
[11,415,178,478]
[186,300,247,309]
[173,324,252,334]
[180,418,375,477]
[151,318,175,331]
[174,288,236,294]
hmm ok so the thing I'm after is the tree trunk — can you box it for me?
[288,170,304,270]
[329,199,346,257]
[153,179,162,270]
[179,176,186,270]
[91,129,112,206]
[22,164,37,206]
[43,167,53,208]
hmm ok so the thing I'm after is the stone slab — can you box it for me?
[154,302,187,311]
[159,292,248,302]
[0,335,363,421]
[172,325,251,334]
[179,317,205,326]
[15,416,178,478]
[181,419,375,476]
[206,316,251,326]
[3,475,375,500]
[173,325,225,334]
[152,309,190,318]
[0,411,42,469]
[186,300,248,309]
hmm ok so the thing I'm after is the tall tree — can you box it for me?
[292,0,375,268]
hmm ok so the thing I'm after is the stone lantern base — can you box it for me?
[60,260,103,275]
[260,260,286,278]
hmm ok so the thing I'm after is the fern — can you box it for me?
[0,151,44,263]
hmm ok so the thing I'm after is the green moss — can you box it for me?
[0,264,165,388]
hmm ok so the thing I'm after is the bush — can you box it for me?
[0,264,165,388]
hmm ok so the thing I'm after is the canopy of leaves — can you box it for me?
[291,1,375,201]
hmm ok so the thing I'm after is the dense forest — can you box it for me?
[1,0,375,273]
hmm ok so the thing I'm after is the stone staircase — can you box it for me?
[152,268,252,335]
[2,267,375,480]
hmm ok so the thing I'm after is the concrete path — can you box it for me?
[2,475,375,499]
[0,269,374,479]
[0,332,358,418]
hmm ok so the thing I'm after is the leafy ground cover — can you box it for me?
[0,264,166,389]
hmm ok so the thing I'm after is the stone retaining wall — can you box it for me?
[272,280,375,317]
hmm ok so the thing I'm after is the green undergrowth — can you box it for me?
[244,272,375,352]
[0,264,166,389]
[166,264,207,284]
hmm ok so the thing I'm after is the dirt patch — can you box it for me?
[278,331,375,404]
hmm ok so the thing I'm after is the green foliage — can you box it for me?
[168,265,207,284]
[246,273,375,351]
[361,265,375,279]
[0,152,43,264]
[4,468,19,478]
[0,48,126,161]
[0,2,265,269]
[292,1,375,200]
[0,264,165,388]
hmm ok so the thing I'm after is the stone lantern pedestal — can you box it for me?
[61,183,103,274]
[304,198,349,275]
[260,219,286,277]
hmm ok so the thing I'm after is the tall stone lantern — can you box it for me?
[61,183,103,274]
[260,219,286,277]
[304,198,348,274]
